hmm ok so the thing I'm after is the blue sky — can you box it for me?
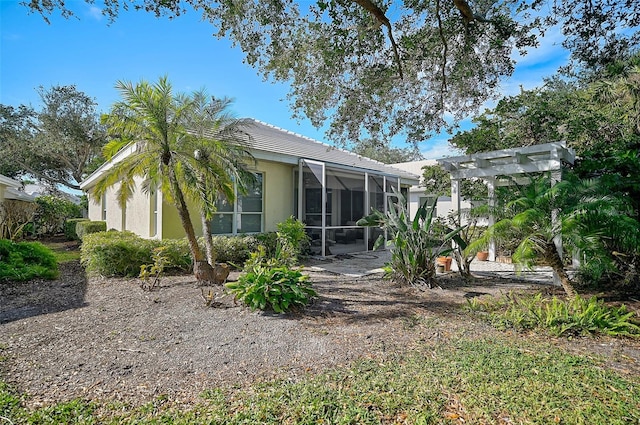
[0,1,569,159]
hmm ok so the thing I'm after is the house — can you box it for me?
[0,174,36,204]
[390,160,474,219]
[80,120,420,256]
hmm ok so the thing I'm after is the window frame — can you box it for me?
[211,172,264,235]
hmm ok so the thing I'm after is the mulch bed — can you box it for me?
[1,259,639,408]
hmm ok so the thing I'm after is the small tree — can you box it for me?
[33,195,82,236]
[441,206,488,280]
[0,199,38,240]
[358,192,462,288]
[471,176,639,298]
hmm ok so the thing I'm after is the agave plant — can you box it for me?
[357,190,463,288]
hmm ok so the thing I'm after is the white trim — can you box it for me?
[0,174,20,188]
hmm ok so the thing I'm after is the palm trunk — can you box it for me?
[167,169,217,284]
[545,242,578,299]
[200,212,216,265]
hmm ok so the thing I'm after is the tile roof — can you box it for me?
[81,119,420,188]
[245,120,419,183]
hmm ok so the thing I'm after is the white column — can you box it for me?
[487,178,496,261]
[451,178,460,221]
[551,147,562,285]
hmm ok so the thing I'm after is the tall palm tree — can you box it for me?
[91,76,253,280]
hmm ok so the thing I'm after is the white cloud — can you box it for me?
[420,135,464,160]
[86,6,103,21]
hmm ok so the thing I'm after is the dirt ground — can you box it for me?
[1,256,639,408]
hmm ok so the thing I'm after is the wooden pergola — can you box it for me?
[437,142,576,279]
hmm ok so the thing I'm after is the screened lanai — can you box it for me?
[296,159,407,256]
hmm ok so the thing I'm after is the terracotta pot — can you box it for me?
[476,251,489,261]
[436,256,452,271]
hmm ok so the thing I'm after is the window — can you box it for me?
[101,193,107,221]
[211,173,263,234]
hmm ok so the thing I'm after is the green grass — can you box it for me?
[42,241,81,264]
[1,338,638,424]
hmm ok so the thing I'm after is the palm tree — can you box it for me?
[91,76,253,281]
[180,92,256,266]
[473,175,636,298]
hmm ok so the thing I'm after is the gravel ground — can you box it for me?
[1,258,639,408]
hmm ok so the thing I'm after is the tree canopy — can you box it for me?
[23,0,640,147]
[0,85,106,190]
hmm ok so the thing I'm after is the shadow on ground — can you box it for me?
[0,260,88,324]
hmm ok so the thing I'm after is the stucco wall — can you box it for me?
[87,193,101,222]
[86,180,152,235]
[259,160,295,232]
[124,176,152,237]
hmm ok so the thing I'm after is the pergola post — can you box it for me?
[550,147,562,285]
[487,177,496,262]
[451,178,461,223]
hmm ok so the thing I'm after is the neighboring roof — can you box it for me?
[391,159,438,184]
[4,187,36,202]
[81,120,420,189]
[0,174,20,188]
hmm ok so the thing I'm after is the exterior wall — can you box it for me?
[160,198,203,239]
[86,180,153,236]
[406,189,472,219]
[259,160,295,232]
[87,194,102,222]
[0,184,5,203]
[124,176,152,237]
[159,159,295,239]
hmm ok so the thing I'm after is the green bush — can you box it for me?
[204,234,261,266]
[226,247,315,313]
[358,191,461,287]
[277,216,311,259]
[254,231,278,258]
[0,239,58,282]
[64,218,89,241]
[81,231,192,277]
[33,195,82,236]
[76,220,107,240]
[226,234,316,313]
[467,293,640,337]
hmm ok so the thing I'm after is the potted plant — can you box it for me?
[476,250,489,261]
[436,255,453,271]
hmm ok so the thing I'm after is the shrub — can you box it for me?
[358,191,461,287]
[467,293,640,337]
[81,231,153,277]
[226,246,316,313]
[254,231,278,258]
[76,220,106,240]
[277,216,311,259]
[33,195,82,236]
[0,199,38,240]
[0,239,58,282]
[81,231,192,277]
[205,234,261,266]
[64,218,89,241]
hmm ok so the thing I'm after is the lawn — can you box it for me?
[1,337,638,424]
